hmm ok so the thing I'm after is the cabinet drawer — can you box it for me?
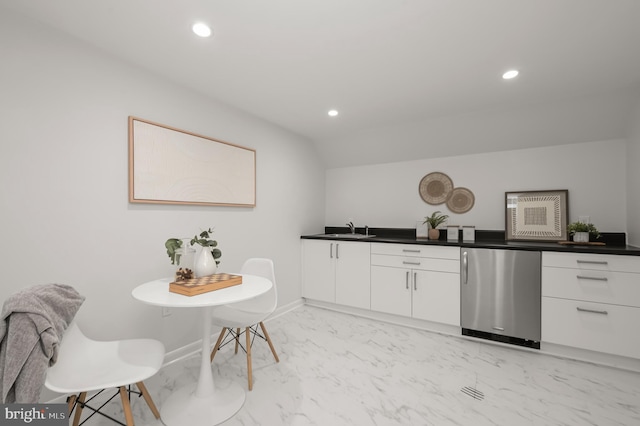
[371,243,459,260]
[542,297,640,359]
[542,267,640,308]
[542,252,640,273]
[371,254,459,273]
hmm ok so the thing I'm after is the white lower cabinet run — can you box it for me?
[542,252,640,359]
[370,244,460,326]
[303,239,640,365]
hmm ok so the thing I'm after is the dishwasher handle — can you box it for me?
[461,250,468,284]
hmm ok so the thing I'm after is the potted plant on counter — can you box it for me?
[424,211,449,240]
[165,227,222,277]
[567,221,600,243]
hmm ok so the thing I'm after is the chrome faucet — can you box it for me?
[347,221,355,234]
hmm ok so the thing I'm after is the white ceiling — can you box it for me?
[3,0,640,167]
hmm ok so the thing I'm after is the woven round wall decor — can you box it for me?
[419,172,453,205]
[446,187,475,213]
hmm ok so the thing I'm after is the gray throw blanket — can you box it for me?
[0,284,85,403]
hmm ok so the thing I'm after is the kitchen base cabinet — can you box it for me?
[542,252,640,360]
[370,244,460,326]
[371,267,460,325]
[302,240,370,309]
[542,297,640,359]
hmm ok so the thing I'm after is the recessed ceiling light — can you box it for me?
[192,22,212,38]
[502,70,519,79]
[328,110,338,117]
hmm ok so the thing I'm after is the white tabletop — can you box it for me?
[132,274,272,308]
[131,273,274,425]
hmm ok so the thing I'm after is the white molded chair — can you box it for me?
[209,258,279,390]
[45,322,165,426]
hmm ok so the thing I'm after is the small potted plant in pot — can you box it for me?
[424,211,449,240]
[567,221,600,243]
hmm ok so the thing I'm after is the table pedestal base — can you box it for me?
[160,381,245,426]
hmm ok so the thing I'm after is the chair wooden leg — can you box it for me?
[245,326,253,391]
[119,386,135,426]
[210,328,227,363]
[136,381,161,419]
[67,394,77,417]
[259,321,280,363]
[72,392,86,426]
[235,328,241,354]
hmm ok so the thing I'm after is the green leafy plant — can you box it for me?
[423,211,449,229]
[165,227,222,265]
[567,222,601,239]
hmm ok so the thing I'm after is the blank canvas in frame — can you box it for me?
[129,117,256,207]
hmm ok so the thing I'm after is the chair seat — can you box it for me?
[210,305,271,329]
[45,323,165,394]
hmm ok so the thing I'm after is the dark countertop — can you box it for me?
[301,227,640,256]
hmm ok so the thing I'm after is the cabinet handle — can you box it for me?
[403,249,420,253]
[330,243,333,259]
[403,261,421,266]
[462,251,468,284]
[414,272,417,291]
[406,271,409,290]
[492,326,505,331]
[336,243,339,259]
[576,307,608,315]
[576,260,608,265]
[576,275,608,282]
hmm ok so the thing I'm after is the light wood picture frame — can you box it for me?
[128,117,256,207]
[505,190,568,241]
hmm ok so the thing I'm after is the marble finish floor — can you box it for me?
[81,305,639,425]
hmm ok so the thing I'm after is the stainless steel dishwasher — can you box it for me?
[460,247,541,349]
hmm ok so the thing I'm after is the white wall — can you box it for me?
[326,139,627,233]
[0,10,324,354]
[627,100,640,246]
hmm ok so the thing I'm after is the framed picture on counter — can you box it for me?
[505,189,568,241]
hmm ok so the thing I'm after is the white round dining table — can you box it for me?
[131,274,272,426]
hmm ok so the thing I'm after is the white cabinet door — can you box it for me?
[302,240,335,303]
[541,251,640,359]
[412,270,460,326]
[371,265,411,316]
[335,242,371,309]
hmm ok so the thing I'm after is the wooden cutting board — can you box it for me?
[169,273,243,296]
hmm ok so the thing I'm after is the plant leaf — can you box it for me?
[165,238,183,265]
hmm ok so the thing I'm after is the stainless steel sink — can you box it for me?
[318,233,375,239]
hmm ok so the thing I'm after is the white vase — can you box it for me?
[573,232,589,243]
[194,248,217,277]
